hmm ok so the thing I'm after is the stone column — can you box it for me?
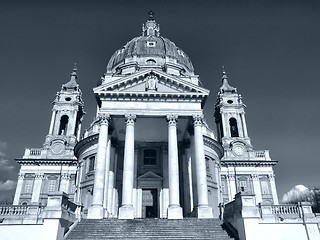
[188,127,198,208]
[103,135,112,217]
[182,146,193,215]
[251,174,262,203]
[166,115,183,219]
[48,110,56,135]
[107,144,116,217]
[161,146,169,218]
[31,173,44,203]
[241,113,248,137]
[268,173,279,204]
[133,147,138,218]
[119,114,136,219]
[59,173,71,193]
[13,173,25,205]
[88,113,110,219]
[192,114,213,218]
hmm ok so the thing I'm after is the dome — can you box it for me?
[106,13,194,76]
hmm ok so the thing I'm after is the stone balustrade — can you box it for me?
[248,150,270,160]
[0,204,44,224]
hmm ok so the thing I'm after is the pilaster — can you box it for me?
[31,173,45,203]
[13,173,25,205]
[251,174,262,204]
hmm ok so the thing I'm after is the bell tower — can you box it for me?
[43,64,85,158]
[215,68,278,205]
[214,69,252,150]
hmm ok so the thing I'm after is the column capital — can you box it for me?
[61,173,71,180]
[227,174,235,181]
[35,173,45,179]
[251,174,259,180]
[192,114,204,126]
[98,113,110,125]
[166,114,178,126]
[125,114,136,126]
[268,173,275,180]
[18,173,25,180]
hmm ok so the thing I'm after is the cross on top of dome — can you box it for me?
[142,11,160,37]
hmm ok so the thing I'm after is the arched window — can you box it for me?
[229,117,239,137]
[58,115,69,135]
[146,59,156,65]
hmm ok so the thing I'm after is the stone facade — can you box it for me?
[12,14,279,221]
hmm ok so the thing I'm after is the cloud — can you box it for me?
[282,185,312,203]
[0,180,16,191]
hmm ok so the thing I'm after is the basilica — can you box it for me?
[11,13,279,222]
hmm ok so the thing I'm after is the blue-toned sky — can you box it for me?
[0,0,319,202]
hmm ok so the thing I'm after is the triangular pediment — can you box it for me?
[137,171,163,180]
[94,69,210,97]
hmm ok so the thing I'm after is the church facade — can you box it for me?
[12,14,278,220]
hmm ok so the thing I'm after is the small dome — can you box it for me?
[106,13,194,76]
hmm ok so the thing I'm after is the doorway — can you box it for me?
[142,188,158,218]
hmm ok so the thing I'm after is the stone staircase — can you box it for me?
[66,218,235,240]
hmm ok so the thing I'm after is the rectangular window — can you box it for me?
[143,149,157,165]
[88,156,95,172]
[24,180,33,193]
[48,179,56,192]
[260,180,270,194]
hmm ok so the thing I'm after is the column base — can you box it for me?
[192,205,213,219]
[167,205,183,219]
[87,205,104,219]
[118,205,134,219]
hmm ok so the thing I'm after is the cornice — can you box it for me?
[74,134,99,157]
[221,160,278,167]
[203,136,224,159]
[15,158,77,166]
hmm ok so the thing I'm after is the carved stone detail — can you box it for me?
[251,174,259,180]
[145,74,158,91]
[35,173,45,179]
[268,174,275,180]
[98,113,110,125]
[18,173,25,180]
[227,174,235,181]
[192,114,203,126]
[125,114,136,126]
[61,173,71,180]
[166,114,178,126]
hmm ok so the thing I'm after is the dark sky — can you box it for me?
[0,0,319,202]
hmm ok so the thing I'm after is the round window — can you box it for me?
[227,100,233,104]
[65,97,71,101]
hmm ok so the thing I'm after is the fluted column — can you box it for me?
[119,114,136,219]
[166,115,183,219]
[13,173,25,205]
[192,114,213,218]
[88,113,110,219]
[31,173,44,203]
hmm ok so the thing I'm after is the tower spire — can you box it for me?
[63,63,79,91]
[220,66,236,93]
